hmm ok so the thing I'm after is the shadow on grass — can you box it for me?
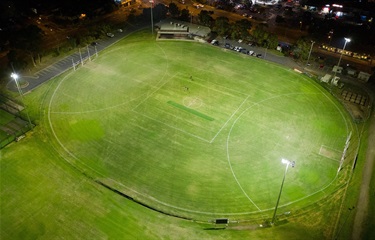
[203,227,226,230]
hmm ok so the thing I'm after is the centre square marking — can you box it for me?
[132,74,249,142]
[183,96,203,109]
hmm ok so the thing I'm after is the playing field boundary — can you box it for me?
[44,34,357,222]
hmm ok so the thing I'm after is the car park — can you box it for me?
[247,50,254,55]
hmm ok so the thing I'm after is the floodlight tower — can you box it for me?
[331,38,350,93]
[306,40,315,67]
[271,158,295,225]
[150,0,154,35]
[336,38,351,71]
[10,73,33,129]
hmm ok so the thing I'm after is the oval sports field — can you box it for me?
[46,31,355,220]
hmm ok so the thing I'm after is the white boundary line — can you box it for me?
[225,90,354,212]
[46,40,357,217]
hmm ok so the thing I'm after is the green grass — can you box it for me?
[1,30,360,239]
[0,110,15,125]
[43,32,355,219]
[167,101,215,121]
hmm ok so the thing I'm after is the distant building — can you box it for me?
[357,72,371,82]
[155,19,210,40]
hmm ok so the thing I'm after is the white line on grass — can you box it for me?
[210,95,250,143]
[47,41,355,218]
[132,73,177,110]
[131,110,211,143]
[46,43,263,218]
[132,43,174,110]
[319,145,342,162]
[48,72,108,178]
[225,91,349,212]
[187,76,249,97]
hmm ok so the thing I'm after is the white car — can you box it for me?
[107,33,114,38]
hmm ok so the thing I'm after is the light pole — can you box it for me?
[331,38,351,92]
[10,73,33,129]
[264,41,269,59]
[336,38,351,71]
[271,158,295,225]
[150,0,154,35]
[306,40,315,67]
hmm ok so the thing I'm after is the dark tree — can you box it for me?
[169,3,180,18]
[212,16,230,36]
[198,10,213,27]
[180,9,190,22]
[231,19,252,40]
[11,25,43,67]
[292,37,313,60]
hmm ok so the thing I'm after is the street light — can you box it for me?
[150,0,154,35]
[336,38,351,70]
[10,73,33,129]
[331,38,351,92]
[306,40,315,67]
[271,158,295,225]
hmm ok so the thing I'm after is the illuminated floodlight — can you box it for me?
[281,158,290,165]
[271,158,295,225]
[282,158,295,167]
[10,72,33,129]
[344,38,351,43]
[11,73,19,80]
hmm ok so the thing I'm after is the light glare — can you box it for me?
[281,158,290,165]
[11,73,19,80]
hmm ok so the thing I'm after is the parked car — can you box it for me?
[211,39,219,46]
[225,43,231,49]
[107,33,114,38]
